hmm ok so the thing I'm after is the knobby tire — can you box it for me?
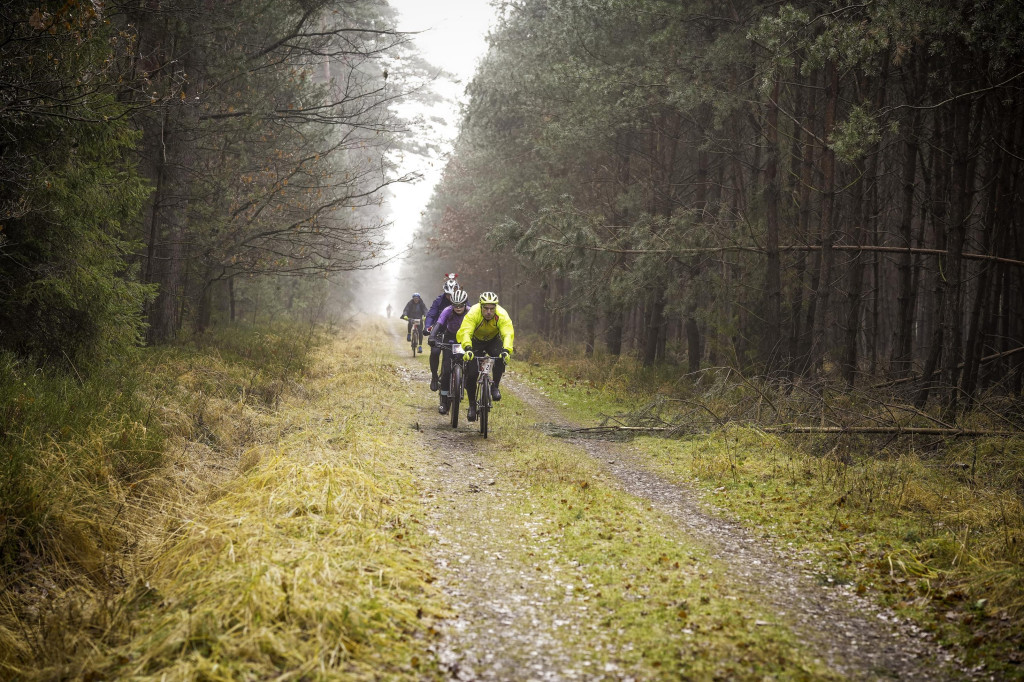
[450,364,462,428]
[480,376,490,438]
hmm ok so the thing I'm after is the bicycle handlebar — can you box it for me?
[435,341,502,357]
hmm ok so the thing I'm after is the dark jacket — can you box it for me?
[424,292,451,330]
[402,298,427,318]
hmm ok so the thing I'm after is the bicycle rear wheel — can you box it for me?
[449,364,462,428]
[479,376,490,438]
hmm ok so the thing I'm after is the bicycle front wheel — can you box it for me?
[479,376,490,438]
[449,364,462,428]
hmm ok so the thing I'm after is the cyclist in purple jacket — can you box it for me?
[425,276,460,391]
[427,288,470,415]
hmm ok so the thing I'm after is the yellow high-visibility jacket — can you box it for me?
[456,303,515,354]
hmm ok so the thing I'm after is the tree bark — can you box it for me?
[762,77,782,371]
[641,289,666,367]
[892,102,922,377]
[685,315,701,373]
[806,61,839,375]
[605,308,624,356]
[789,66,817,370]
[916,114,951,407]
[942,93,982,414]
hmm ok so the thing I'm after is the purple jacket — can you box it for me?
[424,292,450,329]
[431,305,467,339]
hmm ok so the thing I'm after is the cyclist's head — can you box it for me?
[479,291,498,320]
[451,289,469,307]
[412,292,421,300]
[443,279,459,296]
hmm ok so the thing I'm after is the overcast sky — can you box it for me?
[385,1,498,255]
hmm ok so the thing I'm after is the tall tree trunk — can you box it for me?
[584,312,596,357]
[762,77,782,372]
[642,289,667,366]
[960,142,1002,402]
[891,102,922,377]
[147,121,191,343]
[196,278,213,333]
[228,275,236,323]
[685,314,701,373]
[841,159,868,387]
[916,114,952,407]
[143,20,199,344]
[842,68,887,387]
[605,308,624,355]
[942,95,981,414]
[807,61,839,375]
[789,65,817,369]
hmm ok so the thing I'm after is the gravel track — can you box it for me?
[394,347,625,680]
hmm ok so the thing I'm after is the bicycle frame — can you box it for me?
[437,340,466,401]
[476,356,495,396]
[475,355,496,437]
[433,340,466,427]
[410,318,423,356]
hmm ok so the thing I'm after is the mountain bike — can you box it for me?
[410,318,423,356]
[475,355,496,438]
[438,340,466,428]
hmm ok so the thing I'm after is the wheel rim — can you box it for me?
[450,367,461,428]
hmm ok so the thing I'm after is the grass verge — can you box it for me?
[1,322,447,680]
[514,337,1024,678]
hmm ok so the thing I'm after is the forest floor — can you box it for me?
[391,324,977,680]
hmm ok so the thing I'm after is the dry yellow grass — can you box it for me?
[101,326,445,680]
[3,324,447,680]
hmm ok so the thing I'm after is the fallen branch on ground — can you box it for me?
[571,425,1020,438]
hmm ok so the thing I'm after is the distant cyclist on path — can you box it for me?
[456,291,515,422]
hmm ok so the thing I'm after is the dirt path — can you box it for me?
[393,340,622,679]
[392,333,972,680]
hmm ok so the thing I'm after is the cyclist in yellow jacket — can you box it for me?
[457,291,515,422]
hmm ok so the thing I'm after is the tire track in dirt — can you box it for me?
[503,375,977,681]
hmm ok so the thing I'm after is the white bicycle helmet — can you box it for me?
[443,279,460,295]
[479,291,499,304]
[451,289,469,305]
